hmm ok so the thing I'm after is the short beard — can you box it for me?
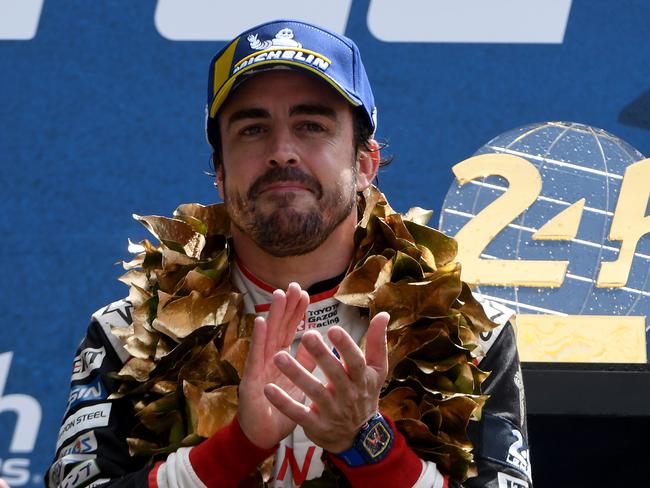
[224,165,357,257]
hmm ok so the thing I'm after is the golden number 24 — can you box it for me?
[452,154,650,288]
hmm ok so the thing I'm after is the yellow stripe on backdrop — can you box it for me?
[515,314,647,363]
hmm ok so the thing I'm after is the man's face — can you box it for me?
[217,70,364,257]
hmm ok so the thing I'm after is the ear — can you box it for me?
[215,164,225,200]
[355,139,380,191]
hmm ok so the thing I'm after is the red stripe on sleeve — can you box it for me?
[188,416,277,487]
[148,461,163,488]
[327,415,423,487]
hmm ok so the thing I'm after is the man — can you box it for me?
[47,20,532,488]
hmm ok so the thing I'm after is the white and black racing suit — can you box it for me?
[46,261,533,488]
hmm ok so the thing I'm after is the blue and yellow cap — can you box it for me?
[206,19,377,135]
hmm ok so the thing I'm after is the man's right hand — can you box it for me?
[237,282,314,449]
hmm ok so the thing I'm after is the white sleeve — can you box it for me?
[154,447,206,488]
[412,460,447,488]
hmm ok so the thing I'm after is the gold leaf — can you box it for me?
[174,203,230,237]
[151,380,177,395]
[132,302,154,333]
[162,248,198,269]
[404,220,458,268]
[127,438,160,456]
[183,269,217,296]
[405,331,470,369]
[127,284,152,309]
[222,339,249,378]
[127,238,146,254]
[153,291,236,342]
[138,392,179,417]
[385,213,415,243]
[457,283,498,335]
[335,255,392,307]
[179,342,239,387]
[157,291,174,309]
[358,186,388,228]
[379,387,421,420]
[110,324,134,341]
[436,396,480,447]
[184,382,238,438]
[119,357,155,382]
[155,336,174,360]
[372,266,462,329]
[133,315,156,346]
[174,214,208,236]
[134,214,206,259]
[125,336,154,360]
[391,251,424,282]
[219,314,254,377]
[118,269,149,289]
[387,325,444,376]
[121,253,145,270]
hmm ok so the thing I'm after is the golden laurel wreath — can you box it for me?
[109,186,496,485]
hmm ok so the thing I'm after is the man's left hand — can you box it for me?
[264,311,390,453]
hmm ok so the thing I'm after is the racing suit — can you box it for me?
[46,261,533,488]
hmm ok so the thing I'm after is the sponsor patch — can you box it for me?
[71,347,106,381]
[478,414,531,480]
[56,404,111,451]
[498,472,529,488]
[66,377,107,413]
[48,453,96,487]
[232,27,330,75]
[59,459,100,488]
[506,429,531,479]
[56,431,98,461]
[302,303,340,330]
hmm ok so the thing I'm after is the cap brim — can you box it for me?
[208,60,361,119]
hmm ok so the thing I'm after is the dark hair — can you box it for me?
[207,106,391,173]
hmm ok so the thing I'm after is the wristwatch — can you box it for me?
[333,412,394,466]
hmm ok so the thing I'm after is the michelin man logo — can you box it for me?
[248,28,302,50]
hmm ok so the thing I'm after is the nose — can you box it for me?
[267,126,299,167]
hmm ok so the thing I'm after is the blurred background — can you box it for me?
[1,1,649,486]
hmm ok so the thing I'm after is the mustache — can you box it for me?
[247,167,323,199]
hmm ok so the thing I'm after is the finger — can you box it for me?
[244,316,268,375]
[328,326,367,383]
[301,331,351,392]
[264,383,318,431]
[295,341,317,373]
[274,351,333,409]
[289,289,309,328]
[264,289,288,354]
[280,286,309,349]
[364,312,389,376]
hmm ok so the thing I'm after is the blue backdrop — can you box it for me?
[1,1,649,484]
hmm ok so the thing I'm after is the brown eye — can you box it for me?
[300,122,325,132]
[241,125,263,136]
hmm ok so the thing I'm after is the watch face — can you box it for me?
[362,421,392,459]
